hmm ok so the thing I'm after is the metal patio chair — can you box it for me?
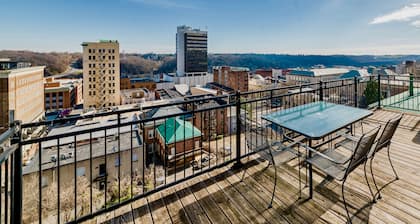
[241,117,303,208]
[336,114,403,201]
[302,126,381,223]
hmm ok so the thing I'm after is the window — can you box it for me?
[76,167,86,177]
[41,176,48,187]
[148,130,154,139]
[132,154,138,162]
[89,49,92,53]
[93,56,96,60]
[114,157,120,167]
[99,181,105,190]
[89,56,91,60]
[99,164,106,176]
[171,147,175,155]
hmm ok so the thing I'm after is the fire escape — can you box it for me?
[97,50,109,108]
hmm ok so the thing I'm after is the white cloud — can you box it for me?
[129,0,196,9]
[411,20,420,28]
[370,3,420,24]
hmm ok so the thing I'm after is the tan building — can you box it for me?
[0,66,45,130]
[82,40,120,109]
[44,77,83,111]
[213,66,249,92]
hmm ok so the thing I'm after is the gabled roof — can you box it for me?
[145,106,184,119]
[156,118,202,144]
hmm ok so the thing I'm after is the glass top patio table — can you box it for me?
[261,101,373,140]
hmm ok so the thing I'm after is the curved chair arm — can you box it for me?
[299,143,351,165]
[270,139,304,157]
[361,120,380,135]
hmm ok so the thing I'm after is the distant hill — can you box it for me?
[2,51,419,76]
[0,50,81,75]
[208,54,420,71]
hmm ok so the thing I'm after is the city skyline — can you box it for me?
[2,0,420,54]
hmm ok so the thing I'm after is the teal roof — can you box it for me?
[157,118,202,144]
[289,70,315,77]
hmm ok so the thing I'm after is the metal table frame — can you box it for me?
[262,101,373,198]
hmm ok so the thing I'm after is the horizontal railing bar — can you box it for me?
[21,103,235,144]
[21,94,234,128]
[0,126,17,145]
[0,144,19,165]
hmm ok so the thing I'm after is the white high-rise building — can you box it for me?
[176,25,208,77]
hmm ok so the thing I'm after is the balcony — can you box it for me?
[0,74,419,224]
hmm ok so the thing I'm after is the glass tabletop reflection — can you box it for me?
[261,101,373,139]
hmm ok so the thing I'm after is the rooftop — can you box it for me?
[0,66,45,78]
[156,117,202,144]
[290,68,350,77]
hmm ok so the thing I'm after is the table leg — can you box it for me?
[308,139,313,199]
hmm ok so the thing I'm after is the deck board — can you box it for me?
[90,110,420,224]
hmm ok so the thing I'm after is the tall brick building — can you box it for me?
[213,66,249,92]
[82,40,120,109]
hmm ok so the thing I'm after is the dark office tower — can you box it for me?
[176,25,208,76]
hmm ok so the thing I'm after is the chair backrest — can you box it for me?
[242,116,269,152]
[345,126,380,176]
[370,114,402,157]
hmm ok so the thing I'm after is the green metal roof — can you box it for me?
[156,118,202,144]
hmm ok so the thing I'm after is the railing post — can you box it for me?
[11,120,22,224]
[409,73,414,97]
[377,74,381,109]
[319,80,323,101]
[354,77,358,108]
[232,90,243,169]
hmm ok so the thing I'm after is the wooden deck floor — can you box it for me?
[85,109,420,224]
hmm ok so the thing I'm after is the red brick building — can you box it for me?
[213,66,249,92]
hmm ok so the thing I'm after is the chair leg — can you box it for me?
[342,178,352,224]
[387,145,399,180]
[268,149,276,209]
[298,150,302,199]
[370,157,382,200]
[363,161,376,203]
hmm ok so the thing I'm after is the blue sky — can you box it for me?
[1,0,420,54]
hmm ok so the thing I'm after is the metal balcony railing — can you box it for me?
[1,74,419,223]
